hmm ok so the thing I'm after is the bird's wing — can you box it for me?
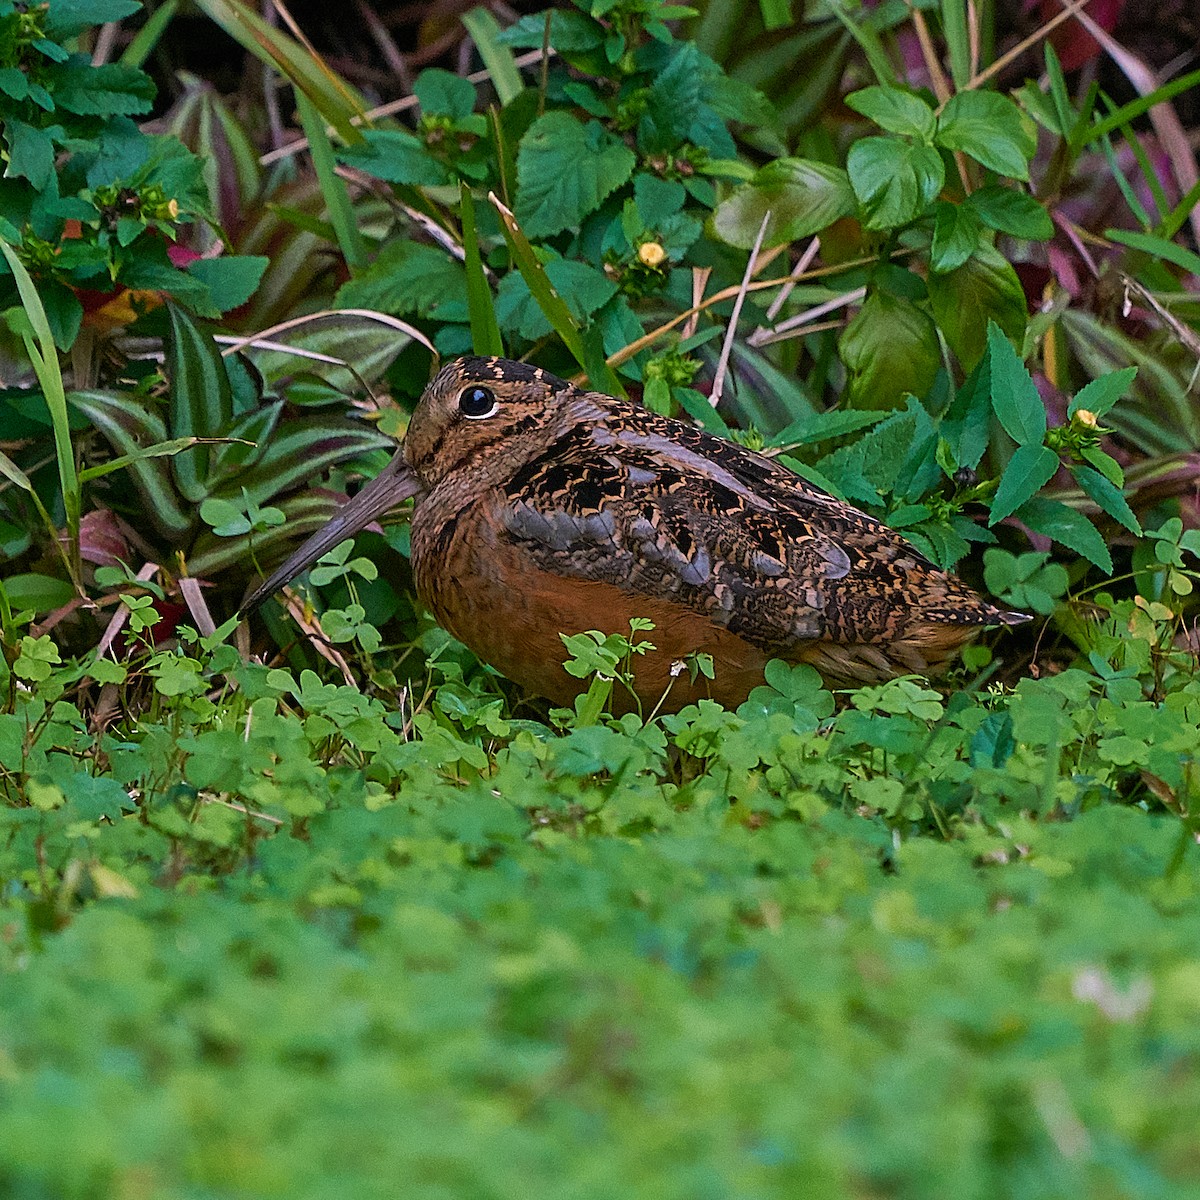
[496,405,1000,651]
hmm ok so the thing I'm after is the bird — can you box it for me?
[243,355,1028,710]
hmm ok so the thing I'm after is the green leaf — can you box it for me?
[1,573,75,614]
[1071,465,1141,535]
[936,91,1036,180]
[495,258,616,340]
[337,242,467,320]
[927,243,1027,371]
[845,86,936,140]
[52,59,156,117]
[1068,365,1137,419]
[847,137,944,230]
[989,444,1059,524]
[930,201,981,273]
[185,256,268,314]
[514,113,636,238]
[941,360,991,470]
[460,184,504,358]
[43,0,142,38]
[839,290,940,410]
[496,9,604,54]
[461,8,523,107]
[713,158,855,249]
[296,91,366,273]
[337,130,451,186]
[967,186,1054,240]
[414,69,477,121]
[166,304,234,502]
[3,120,55,189]
[1016,497,1113,572]
[986,322,1045,445]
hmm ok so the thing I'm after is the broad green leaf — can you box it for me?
[495,258,616,341]
[930,201,981,273]
[927,243,1027,371]
[986,321,1045,445]
[3,120,55,189]
[337,242,467,320]
[941,360,991,469]
[51,59,156,117]
[43,0,141,37]
[936,91,1036,180]
[414,69,477,121]
[68,389,193,540]
[337,130,451,186]
[1071,465,1141,535]
[713,158,855,248]
[1068,366,1137,419]
[968,186,1054,240]
[166,304,234,502]
[514,113,636,238]
[1,574,75,614]
[839,290,940,410]
[845,86,936,140]
[1016,496,1113,572]
[989,443,1059,524]
[848,137,944,230]
[185,256,268,314]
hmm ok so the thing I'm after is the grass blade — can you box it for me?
[0,238,81,581]
[489,191,624,395]
[295,91,367,272]
[460,184,504,357]
[461,8,523,106]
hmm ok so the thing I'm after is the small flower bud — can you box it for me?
[638,241,667,268]
[1073,408,1098,429]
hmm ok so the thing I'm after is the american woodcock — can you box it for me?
[244,356,1027,709]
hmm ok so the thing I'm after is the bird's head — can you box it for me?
[241,356,579,612]
[404,356,576,489]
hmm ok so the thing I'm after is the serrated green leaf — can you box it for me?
[51,59,156,117]
[967,186,1053,240]
[928,245,1027,371]
[337,130,451,186]
[3,119,55,189]
[713,158,855,249]
[415,69,477,121]
[1068,365,1137,419]
[185,256,268,314]
[43,0,142,38]
[1072,465,1141,535]
[495,258,616,341]
[847,136,944,230]
[990,443,1058,524]
[337,242,467,320]
[514,113,636,238]
[986,322,1045,445]
[936,90,1036,179]
[845,86,936,140]
[1015,496,1112,572]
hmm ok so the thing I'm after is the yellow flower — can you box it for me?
[637,241,667,268]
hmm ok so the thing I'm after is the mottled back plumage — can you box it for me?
[245,356,1027,708]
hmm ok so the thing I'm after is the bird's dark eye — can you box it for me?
[458,385,498,419]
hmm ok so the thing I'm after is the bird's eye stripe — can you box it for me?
[459,385,498,419]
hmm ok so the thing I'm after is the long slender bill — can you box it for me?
[241,453,422,613]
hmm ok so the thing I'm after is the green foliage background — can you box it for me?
[1,0,1199,1195]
